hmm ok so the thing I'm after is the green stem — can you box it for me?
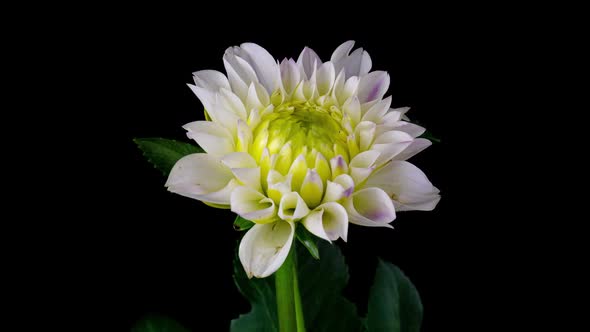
[275,241,306,332]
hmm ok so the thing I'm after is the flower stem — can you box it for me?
[275,241,306,332]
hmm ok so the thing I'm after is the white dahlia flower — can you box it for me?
[166,41,440,278]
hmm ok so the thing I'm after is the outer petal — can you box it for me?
[394,138,432,161]
[358,71,390,104]
[239,43,280,93]
[183,121,234,156]
[342,48,372,78]
[165,153,238,206]
[239,220,295,278]
[371,130,414,166]
[280,58,301,94]
[330,40,355,68]
[393,121,426,138]
[192,70,230,92]
[297,46,322,80]
[187,84,215,112]
[365,161,440,211]
[344,187,396,228]
[231,186,277,223]
[303,202,349,242]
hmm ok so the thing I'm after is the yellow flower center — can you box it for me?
[253,101,349,163]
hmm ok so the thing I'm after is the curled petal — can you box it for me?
[165,154,237,206]
[231,186,277,223]
[365,161,440,211]
[239,220,294,278]
[303,202,348,242]
[322,174,355,203]
[267,170,292,205]
[344,187,396,228]
[278,192,310,222]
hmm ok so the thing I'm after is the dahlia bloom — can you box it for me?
[165,41,440,278]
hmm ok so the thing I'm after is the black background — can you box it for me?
[42,10,499,331]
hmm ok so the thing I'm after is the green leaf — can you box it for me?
[297,241,362,332]
[295,225,320,260]
[233,215,255,231]
[231,240,362,332]
[231,249,278,332]
[366,260,423,332]
[131,315,191,332]
[134,138,203,176]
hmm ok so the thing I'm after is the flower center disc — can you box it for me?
[256,102,348,161]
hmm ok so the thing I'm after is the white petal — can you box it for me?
[354,121,377,151]
[316,61,336,96]
[240,43,280,93]
[343,96,361,125]
[365,161,440,211]
[358,71,390,104]
[207,94,241,134]
[187,84,215,112]
[331,70,346,103]
[322,180,345,203]
[362,96,392,123]
[372,130,414,166]
[344,187,396,228]
[341,48,372,78]
[278,192,310,222]
[246,82,271,111]
[183,121,234,156]
[303,202,348,242]
[381,107,410,127]
[219,88,247,120]
[192,70,230,92]
[221,152,257,168]
[267,170,292,204]
[350,150,380,168]
[394,121,426,138]
[297,47,322,80]
[231,186,277,223]
[166,154,237,205]
[349,150,380,184]
[341,76,359,103]
[236,119,253,153]
[280,58,301,94]
[394,138,432,160]
[331,40,355,68]
[239,220,294,278]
